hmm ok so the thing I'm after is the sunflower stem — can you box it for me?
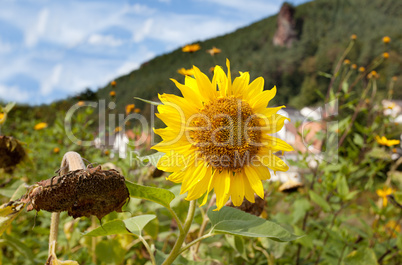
[162,200,196,265]
[138,235,156,265]
[178,232,216,255]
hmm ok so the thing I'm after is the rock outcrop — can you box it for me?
[273,3,298,48]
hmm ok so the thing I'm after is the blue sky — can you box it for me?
[0,0,309,105]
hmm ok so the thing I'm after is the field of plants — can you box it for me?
[0,16,402,265]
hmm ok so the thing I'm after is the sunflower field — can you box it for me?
[0,22,402,265]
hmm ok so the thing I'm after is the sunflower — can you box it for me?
[153,59,293,210]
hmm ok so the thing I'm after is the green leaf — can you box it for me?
[84,220,130,237]
[353,133,364,147]
[134,97,161,105]
[309,190,331,212]
[95,239,126,265]
[3,234,35,264]
[139,152,165,167]
[318,71,332,79]
[337,175,349,199]
[292,199,311,224]
[84,215,156,237]
[125,181,175,208]
[344,247,378,265]
[0,201,25,236]
[123,215,156,236]
[208,206,301,242]
[342,81,349,93]
[225,235,248,260]
[3,102,16,113]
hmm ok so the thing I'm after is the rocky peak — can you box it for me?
[273,3,298,48]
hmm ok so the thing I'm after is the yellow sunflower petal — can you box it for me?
[252,164,271,180]
[185,166,212,201]
[229,173,244,206]
[244,166,265,199]
[170,78,203,108]
[225,59,232,95]
[242,172,256,203]
[246,76,264,100]
[181,162,208,194]
[232,72,250,98]
[158,93,197,118]
[213,66,228,97]
[258,152,289,172]
[200,169,218,206]
[193,66,216,100]
[261,135,294,152]
[250,86,277,113]
[213,170,231,210]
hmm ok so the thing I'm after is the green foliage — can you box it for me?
[208,206,300,242]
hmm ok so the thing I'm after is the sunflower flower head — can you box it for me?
[153,59,293,210]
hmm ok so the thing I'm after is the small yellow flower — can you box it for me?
[350,34,357,40]
[110,91,116,97]
[34,122,48,130]
[53,147,60,154]
[358,66,365,72]
[134,108,141,113]
[392,76,398,81]
[365,98,370,104]
[125,104,135,115]
[177,68,195,76]
[382,52,389,59]
[0,112,6,125]
[367,70,379,79]
[376,187,394,207]
[385,220,401,238]
[375,135,400,147]
[104,150,110,155]
[111,80,117,87]
[77,101,85,106]
[343,59,351,65]
[382,36,391,44]
[206,46,222,56]
[115,127,122,132]
[392,148,397,153]
[351,64,357,69]
[182,44,201,53]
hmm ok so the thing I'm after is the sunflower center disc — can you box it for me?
[190,97,262,171]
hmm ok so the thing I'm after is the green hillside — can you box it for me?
[6,0,401,124]
[95,0,401,113]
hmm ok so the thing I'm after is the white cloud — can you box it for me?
[133,18,154,43]
[25,8,49,48]
[40,64,62,95]
[0,84,30,102]
[122,3,156,15]
[88,34,123,46]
